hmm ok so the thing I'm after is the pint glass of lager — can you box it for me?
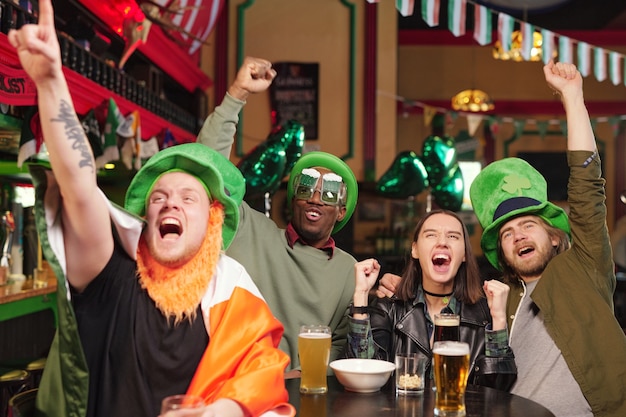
[433,341,470,417]
[298,325,332,394]
[434,313,460,342]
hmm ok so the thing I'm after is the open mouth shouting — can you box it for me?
[432,253,451,273]
[516,245,535,258]
[160,217,182,239]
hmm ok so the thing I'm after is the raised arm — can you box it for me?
[353,259,381,317]
[197,57,276,158]
[543,61,595,152]
[8,0,112,291]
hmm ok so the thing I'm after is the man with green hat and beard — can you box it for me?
[8,2,294,416]
[470,61,626,417]
[197,68,358,377]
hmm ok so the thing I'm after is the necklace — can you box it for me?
[423,288,454,305]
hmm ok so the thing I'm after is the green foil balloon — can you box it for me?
[421,135,458,185]
[432,164,464,212]
[376,150,429,199]
[237,140,287,198]
[267,120,305,175]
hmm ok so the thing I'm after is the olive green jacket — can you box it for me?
[505,151,626,417]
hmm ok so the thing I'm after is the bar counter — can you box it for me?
[0,275,57,326]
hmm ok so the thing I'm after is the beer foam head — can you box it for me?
[299,332,331,339]
[434,316,460,326]
[433,341,470,356]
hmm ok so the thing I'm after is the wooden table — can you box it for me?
[0,276,57,326]
[287,376,555,417]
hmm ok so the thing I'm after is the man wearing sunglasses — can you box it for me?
[197,59,358,376]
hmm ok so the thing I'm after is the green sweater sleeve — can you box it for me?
[196,93,246,158]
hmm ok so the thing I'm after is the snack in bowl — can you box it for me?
[329,358,395,393]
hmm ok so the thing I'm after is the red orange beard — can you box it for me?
[136,203,225,325]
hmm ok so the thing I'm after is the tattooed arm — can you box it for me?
[8,0,113,291]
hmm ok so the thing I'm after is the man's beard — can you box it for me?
[508,243,557,280]
[136,204,224,325]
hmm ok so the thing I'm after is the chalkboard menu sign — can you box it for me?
[270,62,319,139]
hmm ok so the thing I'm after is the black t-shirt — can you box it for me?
[71,243,209,417]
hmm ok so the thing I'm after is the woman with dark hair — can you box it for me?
[347,209,516,390]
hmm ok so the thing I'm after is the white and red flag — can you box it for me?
[541,29,555,64]
[497,13,514,53]
[609,51,622,85]
[448,0,466,37]
[577,42,591,77]
[594,47,607,82]
[520,22,534,61]
[420,0,439,26]
[397,0,416,17]
[473,4,492,45]
[558,36,573,64]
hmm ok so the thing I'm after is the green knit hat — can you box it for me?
[287,152,358,234]
[469,157,570,269]
[125,143,245,249]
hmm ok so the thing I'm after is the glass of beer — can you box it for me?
[433,341,470,417]
[298,324,331,394]
[161,394,206,416]
[434,313,460,342]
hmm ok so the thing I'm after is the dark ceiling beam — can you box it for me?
[399,29,626,47]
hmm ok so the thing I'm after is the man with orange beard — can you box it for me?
[9,1,293,416]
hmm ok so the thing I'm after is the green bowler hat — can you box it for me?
[469,157,570,270]
[125,143,245,250]
[287,151,358,234]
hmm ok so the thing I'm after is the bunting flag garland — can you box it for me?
[141,136,161,159]
[466,114,483,136]
[473,4,492,46]
[488,117,500,136]
[397,0,415,17]
[520,22,534,61]
[96,98,123,169]
[609,116,621,137]
[595,47,607,82]
[380,84,626,146]
[541,29,555,65]
[609,51,622,86]
[497,13,514,53]
[17,106,42,168]
[383,0,626,88]
[559,120,568,137]
[420,0,439,26]
[536,120,549,140]
[513,119,525,138]
[559,36,573,64]
[117,110,144,171]
[446,111,458,131]
[577,42,591,77]
[160,128,178,149]
[448,0,466,37]
[423,105,437,127]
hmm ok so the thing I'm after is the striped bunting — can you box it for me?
[577,42,591,77]
[497,13,514,52]
[448,0,466,37]
[473,4,492,45]
[420,0,439,26]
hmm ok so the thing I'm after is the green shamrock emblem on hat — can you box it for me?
[502,175,531,196]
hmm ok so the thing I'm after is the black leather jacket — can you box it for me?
[348,296,517,391]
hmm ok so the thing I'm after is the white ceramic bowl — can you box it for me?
[330,358,395,393]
